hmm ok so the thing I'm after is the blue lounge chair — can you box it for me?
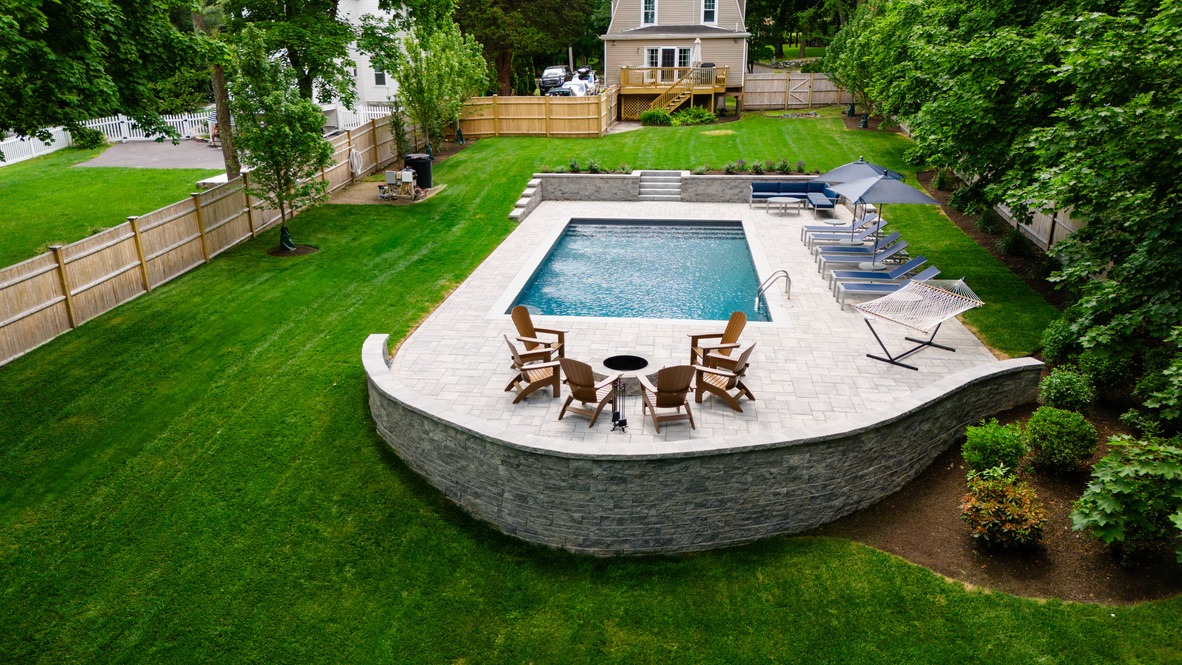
[800,213,880,242]
[817,241,910,274]
[809,225,891,253]
[836,266,941,308]
[814,232,902,257]
[828,255,929,293]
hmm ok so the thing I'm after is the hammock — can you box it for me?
[852,279,984,370]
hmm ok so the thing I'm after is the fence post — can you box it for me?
[50,245,77,329]
[784,72,790,109]
[545,97,551,138]
[128,216,153,292]
[190,193,211,264]
[493,95,500,137]
[242,173,257,238]
[807,72,815,108]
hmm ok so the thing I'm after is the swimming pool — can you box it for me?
[510,219,770,321]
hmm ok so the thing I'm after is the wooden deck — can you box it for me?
[617,66,729,96]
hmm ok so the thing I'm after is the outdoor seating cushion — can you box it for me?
[750,180,838,202]
[807,191,836,208]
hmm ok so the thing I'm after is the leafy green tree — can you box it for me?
[0,0,200,153]
[454,0,592,96]
[825,0,1182,431]
[229,28,333,250]
[224,0,357,105]
[360,21,487,146]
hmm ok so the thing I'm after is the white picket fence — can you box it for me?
[336,104,393,130]
[1,111,215,167]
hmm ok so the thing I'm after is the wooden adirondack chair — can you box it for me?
[558,358,619,427]
[695,344,757,412]
[638,365,697,433]
[504,335,561,404]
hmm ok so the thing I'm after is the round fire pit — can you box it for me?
[603,355,648,372]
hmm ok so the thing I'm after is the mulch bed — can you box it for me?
[267,245,318,257]
[814,403,1182,604]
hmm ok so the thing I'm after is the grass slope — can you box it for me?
[0,147,219,266]
[0,117,1140,662]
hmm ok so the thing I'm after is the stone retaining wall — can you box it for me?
[680,174,815,203]
[365,334,1043,556]
[534,173,639,201]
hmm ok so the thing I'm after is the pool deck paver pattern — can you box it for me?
[384,200,1000,454]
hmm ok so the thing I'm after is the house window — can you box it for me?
[702,0,716,23]
[678,48,691,68]
[646,48,660,68]
[374,70,386,86]
[642,0,655,25]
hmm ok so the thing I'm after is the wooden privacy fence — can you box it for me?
[459,86,619,138]
[995,204,1082,251]
[0,116,397,367]
[742,73,852,110]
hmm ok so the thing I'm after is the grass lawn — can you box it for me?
[0,147,220,267]
[2,115,1159,662]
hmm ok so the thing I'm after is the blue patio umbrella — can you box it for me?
[815,156,906,184]
[830,174,941,268]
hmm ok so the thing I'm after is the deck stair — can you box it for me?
[648,70,695,115]
[638,171,681,201]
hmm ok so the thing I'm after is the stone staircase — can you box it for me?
[638,171,681,201]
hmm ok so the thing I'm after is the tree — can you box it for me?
[360,20,487,146]
[191,2,241,180]
[223,0,357,106]
[454,0,592,96]
[824,0,1182,433]
[230,28,333,251]
[0,0,200,153]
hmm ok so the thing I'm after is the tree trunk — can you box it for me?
[496,50,513,96]
[192,10,239,181]
[211,64,240,180]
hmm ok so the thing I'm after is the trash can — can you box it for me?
[404,153,433,189]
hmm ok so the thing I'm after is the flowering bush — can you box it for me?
[961,466,1047,549]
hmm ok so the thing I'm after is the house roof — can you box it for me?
[602,24,750,40]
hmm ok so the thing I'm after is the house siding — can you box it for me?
[608,0,745,33]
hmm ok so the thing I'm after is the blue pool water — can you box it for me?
[511,220,770,321]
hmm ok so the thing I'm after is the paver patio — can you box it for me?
[380,198,1000,452]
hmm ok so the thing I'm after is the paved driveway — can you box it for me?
[77,139,226,169]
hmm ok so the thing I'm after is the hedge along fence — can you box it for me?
[458,86,620,139]
[741,73,853,110]
[0,116,398,367]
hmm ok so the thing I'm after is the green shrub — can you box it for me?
[795,159,806,173]
[962,418,1028,472]
[1133,341,1182,433]
[949,182,987,215]
[1079,346,1135,401]
[1039,367,1094,412]
[586,159,601,174]
[751,161,765,175]
[975,208,1007,235]
[639,109,672,126]
[670,105,716,126]
[961,466,1047,549]
[1040,318,1081,366]
[932,167,957,191]
[72,126,107,150]
[690,165,707,175]
[1026,406,1098,471]
[616,163,632,174]
[996,226,1034,257]
[1071,435,1182,562]
[735,159,749,172]
[724,162,737,174]
[567,158,581,173]
[763,160,777,173]
[776,159,792,174]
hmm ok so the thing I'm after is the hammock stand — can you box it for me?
[852,279,984,370]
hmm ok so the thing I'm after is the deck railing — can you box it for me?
[620,66,729,88]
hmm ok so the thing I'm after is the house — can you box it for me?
[600,0,749,119]
[322,0,400,130]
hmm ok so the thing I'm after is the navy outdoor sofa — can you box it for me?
[749,180,839,213]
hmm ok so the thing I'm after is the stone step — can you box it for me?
[522,187,537,197]
[638,194,681,201]
[509,208,525,221]
[640,185,680,192]
[514,197,531,208]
